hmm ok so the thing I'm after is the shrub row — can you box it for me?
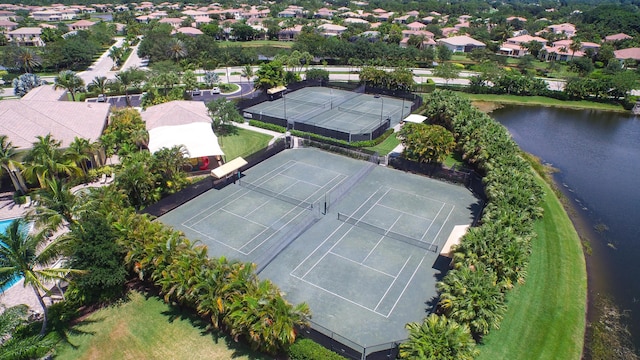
[424,90,544,338]
[287,338,348,360]
[112,212,311,355]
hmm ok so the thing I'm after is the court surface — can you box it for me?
[158,148,481,348]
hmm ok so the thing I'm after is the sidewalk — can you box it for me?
[233,121,284,145]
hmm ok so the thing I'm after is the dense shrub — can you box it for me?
[287,338,348,360]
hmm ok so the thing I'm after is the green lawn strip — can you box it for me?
[364,133,400,154]
[219,127,272,160]
[442,151,464,168]
[218,40,293,48]
[457,92,626,112]
[55,291,270,360]
[477,175,586,360]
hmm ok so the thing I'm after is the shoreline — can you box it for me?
[457,93,629,113]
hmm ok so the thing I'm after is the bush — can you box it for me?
[287,338,348,360]
[248,120,286,133]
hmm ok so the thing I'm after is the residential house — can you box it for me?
[0,19,18,33]
[499,34,547,57]
[605,33,633,42]
[0,10,16,21]
[174,27,202,37]
[68,19,95,31]
[393,14,411,24]
[159,17,183,29]
[7,27,45,46]
[31,10,62,22]
[343,17,369,25]
[406,10,420,18]
[318,23,347,37]
[314,7,335,19]
[406,21,426,31]
[614,47,640,62]
[278,24,302,41]
[438,35,485,53]
[545,23,576,38]
[506,16,527,23]
[440,27,458,37]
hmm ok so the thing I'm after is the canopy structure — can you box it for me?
[148,122,224,158]
[267,85,287,95]
[403,114,427,124]
[440,225,470,258]
[211,157,247,179]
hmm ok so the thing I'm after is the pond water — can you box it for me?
[492,105,640,349]
[0,218,21,292]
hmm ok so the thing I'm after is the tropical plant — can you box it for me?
[22,135,81,188]
[433,63,460,86]
[254,61,286,90]
[166,38,187,62]
[87,76,110,95]
[12,73,44,98]
[100,108,147,157]
[14,47,42,73]
[241,64,254,85]
[399,123,456,164]
[65,137,94,176]
[0,135,27,194]
[54,70,85,101]
[437,263,507,338]
[0,218,81,335]
[569,38,582,60]
[114,67,147,105]
[114,151,160,209]
[182,70,197,92]
[399,314,478,360]
[206,98,243,133]
[0,304,59,360]
[107,46,123,69]
[28,178,80,230]
[204,71,220,88]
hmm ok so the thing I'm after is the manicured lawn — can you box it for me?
[218,40,293,48]
[457,92,626,112]
[365,133,400,154]
[219,127,273,160]
[54,291,271,360]
[477,175,586,360]
[443,151,465,168]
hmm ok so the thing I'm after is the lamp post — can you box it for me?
[283,89,288,129]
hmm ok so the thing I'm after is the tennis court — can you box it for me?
[244,87,411,142]
[158,148,480,352]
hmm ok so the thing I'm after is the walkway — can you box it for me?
[233,121,284,146]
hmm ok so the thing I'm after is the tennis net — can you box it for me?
[239,180,314,210]
[337,212,438,252]
[288,97,329,108]
[337,106,379,117]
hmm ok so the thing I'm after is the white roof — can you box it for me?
[438,35,485,47]
[148,122,224,158]
[403,114,427,123]
[142,101,211,130]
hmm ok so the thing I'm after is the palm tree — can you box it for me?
[0,135,27,194]
[399,314,478,360]
[22,135,81,188]
[167,38,187,62]
[241,64,254,86]
[107,46,123,69]
[65,137,93,176]
[115,68,147,106]
[29,178,80,230]
[569,38,582,60]
[0,304,59,359]
[15,47,42,73]
[53,70,85,101]
[88,76,110,96]
[0,218,81,335]
[437,263,507,338]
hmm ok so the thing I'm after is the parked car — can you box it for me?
[192,88,201,96]
[97,94,106,102]
[211,86,221,94]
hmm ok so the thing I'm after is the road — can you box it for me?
[78,37,147,83]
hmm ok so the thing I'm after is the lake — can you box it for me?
[492,105,640,349]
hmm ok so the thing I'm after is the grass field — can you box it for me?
[365,133,400,154]
[54,291,271,360]
[218,40,293,48]
[457,92,626,112]
[219,127,273,160]
[477,174,587,360]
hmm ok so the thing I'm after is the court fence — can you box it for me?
[387,156,486,201]
[141,139,287,218]
[299,321,404,360]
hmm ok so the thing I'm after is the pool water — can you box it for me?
[0,218,22,292]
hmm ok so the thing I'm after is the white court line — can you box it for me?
[290,273,390,318]
[290,220,350,275]
[327,251,396,278]
[385,256,426,317]
[419,202,445,241]
[374,256,412,312]
[345,187,392,220]
[280,173,324,188]
[386,187,446,205]
[386,213,404,237]
[429,205,455,249]
[301,227,353,279]
[376,203,433,222]
[241,207,310,254]
[362,235,385,263]
[218,208,268,228]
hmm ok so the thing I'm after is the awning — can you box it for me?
[440,225,470,258]
[211,157,247,179]
[403,114,427,123]
[267,85,287,95]
[148,122,224,158]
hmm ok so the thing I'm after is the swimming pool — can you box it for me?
[0,218,22,293]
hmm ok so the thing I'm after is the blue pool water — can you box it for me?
[0,218,22,292]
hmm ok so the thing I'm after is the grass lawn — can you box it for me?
[54,291,271,360]
[218,40,293,48]
[456,92,626,112]
[443,151,465,168]
[219,127,272,160]
[477,174,586,360]
[364,133,400,154]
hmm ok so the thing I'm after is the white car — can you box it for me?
[192,88,201,96]
[211,87,221,94]
[97,94,107,102]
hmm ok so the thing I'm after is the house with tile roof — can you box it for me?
[605,33,633,42]
[438,35,485,53]
[7,27,44,46]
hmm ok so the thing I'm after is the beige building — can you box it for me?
[7,27,45,46]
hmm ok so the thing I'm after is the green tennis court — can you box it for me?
[158,148,481,351]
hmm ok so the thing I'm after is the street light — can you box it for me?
[375,94,384,127]
[283,89,288,128]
